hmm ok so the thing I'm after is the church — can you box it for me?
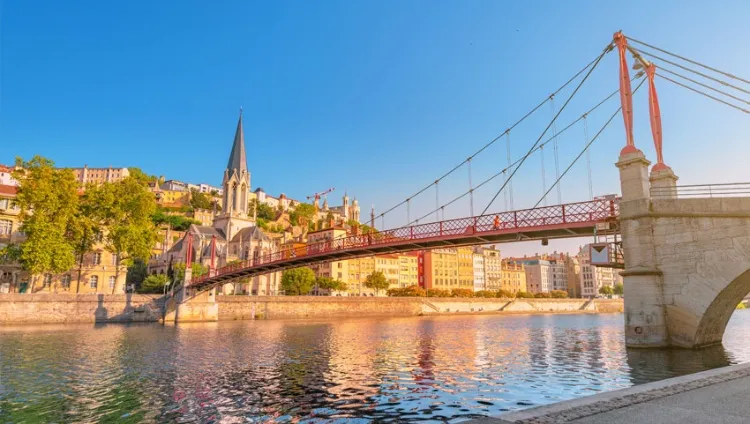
[155,112,281,295]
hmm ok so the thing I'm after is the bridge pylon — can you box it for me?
[163,267,219,323]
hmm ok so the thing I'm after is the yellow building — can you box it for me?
[397,254,418,288]
[154,190,191,207]
[307,227,349,283]
[0,185,22,247]
[375,254,400,291]
[501,260,527,294]
[424,248,458,290]
[347,255,375,295]
[457,246,474,289]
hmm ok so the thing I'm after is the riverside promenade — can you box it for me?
[470,362,750,423]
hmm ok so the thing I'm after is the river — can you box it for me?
[2,311,750,423]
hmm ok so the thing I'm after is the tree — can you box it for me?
[127,167,156,184]
[190,189,213,210]
[315,276,347,294]
[451,288,474,298]
[151,209,200,231]
[12,156,80,291]
[126,259,149,291]
[613,283,624,296]
[290,203,316,227]
[599,285,614,296]
[281,267,315,295]
[364,271,390,296]
[550,290,569,298]
[427,288,451,297]
[83,176,159,293]
[173,262,208,283]
[139,274,169,293]
[515,291,535,298]
[256,202,276,221]
[474,290,496,298]
[496,289,514,298]
[535,292,552,298]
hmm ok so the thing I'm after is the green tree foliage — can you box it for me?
[534,292,552,298]
[364,270,389,295]
[450,288,475,298]
[83,176,158,271]
[474,290,496,298]
[496,289,514,298]
[290,203,316,226]
[426,288,451,297]
[515,291,535,298]
[173,262,208,283]
[127,167,156,184]
[139,274,169,293]
[550,290,569,298]
[152,209,200,231]
[12,156,80,288]
[613,283,624,296]
[387,285,426,297]
[126,259,149,289]
[256,202,276,221]
[599,285,615,296]
[315,276,348,293]
[190,189,213,210]
[281,267,315,295]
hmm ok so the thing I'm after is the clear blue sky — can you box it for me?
[2,1,749,255]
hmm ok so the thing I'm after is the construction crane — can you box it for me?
[306,187,335,211]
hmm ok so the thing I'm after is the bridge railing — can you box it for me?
[651,182,750,199]
[192,198,619,285]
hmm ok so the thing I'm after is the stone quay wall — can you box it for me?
[0,293,165,324]
[0,294,623,324]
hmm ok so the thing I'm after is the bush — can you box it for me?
[387,285,426,297]
[550,290,569,298]
[450,288,474,298]
[534,292,552,298]
[474,290,496,298]
[139,274,169,293]
[496,289,514,298]
[515,291,535,299]
[426,288,451,297]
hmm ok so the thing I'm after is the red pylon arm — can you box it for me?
[614,31,637,154]
[647,63,668,171]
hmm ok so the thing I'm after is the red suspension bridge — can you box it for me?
[184,31,748,293]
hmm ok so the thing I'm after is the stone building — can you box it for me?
[0,165,19,186]
[150,111,281,296]
[578,244,617,298]
[500,260,526,294]
[69,166,130,186]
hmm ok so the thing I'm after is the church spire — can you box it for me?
[226,108,247,175]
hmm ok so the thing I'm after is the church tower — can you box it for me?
[213,110,255,240]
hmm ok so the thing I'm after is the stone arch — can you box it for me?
[692,268,750,347]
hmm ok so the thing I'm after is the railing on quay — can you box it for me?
[650,182,750,199]
[191,198,620,286]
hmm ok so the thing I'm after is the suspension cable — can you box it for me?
[406,80,626,225]
[632,47,750,96]
[375,52,606,221]
[657,74,750,114]
[551,95,562,204]
[481,43,613,215]
[583,114,593,200]
[656,65,750,106]
[506,131,513,210]
[434,181,439,221]
[468,157,474,216]
[540,144,547,206]
[533,79,647,208]
[626,36,750,85]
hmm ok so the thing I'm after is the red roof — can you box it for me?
[0,185,18,196]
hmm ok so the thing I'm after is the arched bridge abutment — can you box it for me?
[618,150,750,348]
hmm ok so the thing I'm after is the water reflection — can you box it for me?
[1,311,749,423]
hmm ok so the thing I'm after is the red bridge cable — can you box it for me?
[632,47,750,97]
[657,74,750,114]
[374,53,605,221]
[626,36,750,85]
[406,82,624,226]
[533,78,647,209]
[481,43,613,215]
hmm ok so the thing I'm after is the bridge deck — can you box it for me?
[190,198,619,290]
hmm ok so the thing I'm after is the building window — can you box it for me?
[111,254,118,266]
[43,274,52,287]
[337,272,343,279]
[0,219,12,235]
[90,275,99,289]
[62,275,71,289]
[92,253,102,265]
[0,199,8,209]
[109,276,116,289]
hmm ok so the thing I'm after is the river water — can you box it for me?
[2,311,750,423]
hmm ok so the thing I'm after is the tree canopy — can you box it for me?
[190,189,213,210]
[127,167,157,184]
[139,274,169,293]
[364,271,390,295]
[599,285,615,295]
[281,268,315,295]
[613,283,624,296]
[152,209,200,231]
[290,203,316,226]
[12,156,80,284]
[315,276,348,293]
[172,262,208,283]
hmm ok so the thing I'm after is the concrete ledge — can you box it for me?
[468,362,750,423]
